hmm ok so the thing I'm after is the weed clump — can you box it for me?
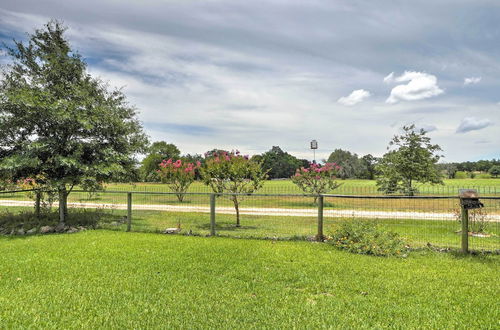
[328,219,408,257]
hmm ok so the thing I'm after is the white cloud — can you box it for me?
[337,89,371,106]
[385,71,444,104]
[464,77,481,85]
[456,117,493,133]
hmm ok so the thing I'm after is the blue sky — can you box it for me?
[0,0,499,161]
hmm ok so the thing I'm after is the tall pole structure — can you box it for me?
[310,140,318,164]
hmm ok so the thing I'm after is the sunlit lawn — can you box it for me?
[0,231,498,328]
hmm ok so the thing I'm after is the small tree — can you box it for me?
[158,159,200,202]
[291,162,342,202]
[376,125,443,196]
[200,151,268,227]
[488,165,500,178]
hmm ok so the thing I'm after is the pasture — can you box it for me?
[102,178,500,195]
[0,231,498,328]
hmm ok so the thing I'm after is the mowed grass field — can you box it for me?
[2,178,500,213]
[102,178,500,195]
[0,231,498,328]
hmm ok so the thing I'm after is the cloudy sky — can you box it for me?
[0,0,499,162]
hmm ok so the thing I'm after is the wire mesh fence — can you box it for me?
[0,187,499,252]
[98,181,500,196]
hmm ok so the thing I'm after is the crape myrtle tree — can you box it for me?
[157,159,200,202]
[376,125,443,196]
[200,150,268,227]
[0,21,148,223]
[291,162,342,203]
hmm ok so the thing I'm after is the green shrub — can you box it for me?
[454,171,468,179]
[0,208,110,233]
[327,219,408,257]
[475,173,491,179]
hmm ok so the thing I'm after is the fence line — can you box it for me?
[0,188,499,253]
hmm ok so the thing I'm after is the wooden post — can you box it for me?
[127,192,132,232]
[210,193,216,236]
[461,205,469,253]
[35,190,41,219]
[317,195,324,241]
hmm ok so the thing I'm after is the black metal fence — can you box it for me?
[0,189,499,253]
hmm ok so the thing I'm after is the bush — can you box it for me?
[0,208,108,233]
[454,171,468,179]
[327,219,408,257]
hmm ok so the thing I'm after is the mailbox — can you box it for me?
[459,189,484,210]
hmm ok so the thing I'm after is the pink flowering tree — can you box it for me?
[158,159,201,202]
[200,150,268,227]
[291,162,342,203]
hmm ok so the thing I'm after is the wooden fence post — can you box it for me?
[317,195,324,241]
[210,193,216,236]
[127,192,132,232]
[461,205,469,253]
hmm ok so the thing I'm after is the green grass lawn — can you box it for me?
[1,205,499,251]
[0,231,498,328]
[120,209,500,251]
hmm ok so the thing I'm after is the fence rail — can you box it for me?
[0,188,499,253]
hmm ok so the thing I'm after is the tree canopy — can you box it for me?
[376,125,443,195]
[140,141,180,181]
[0,21,148,221]
[260,146,304,179]
[327,149,378,179]
[488,165,500,178]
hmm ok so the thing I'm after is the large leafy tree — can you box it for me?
[376,125,443,195]
[327,149,363,179]
[489,165,500,178]
[359,154,378,180]
[0,21,148,222]
[140,141,180,181]
[260,146,303,179]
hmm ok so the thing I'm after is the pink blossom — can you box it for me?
[196,161,201,167]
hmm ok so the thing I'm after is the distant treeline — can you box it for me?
[437,160,500,179]
[137,142,500,182]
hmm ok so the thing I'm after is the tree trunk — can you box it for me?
[233,197,240,227]
[58,186,67,224]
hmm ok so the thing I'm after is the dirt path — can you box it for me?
[1,199,499,221]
